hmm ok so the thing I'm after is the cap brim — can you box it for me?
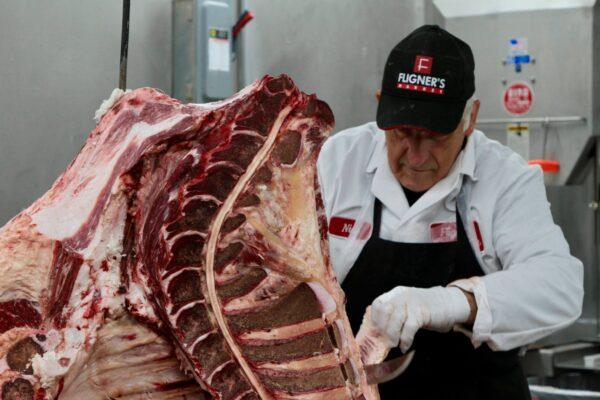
[376,93,466,134]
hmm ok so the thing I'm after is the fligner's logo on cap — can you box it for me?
[397,54,446,95]
[414,55,433,74]
[377,25,475,133]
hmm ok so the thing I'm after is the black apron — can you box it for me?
[342,198,531,400]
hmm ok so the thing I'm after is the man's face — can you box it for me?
[382,95,480,192]
[375,89,480,192]
[384,124,466,192]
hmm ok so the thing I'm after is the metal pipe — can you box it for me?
[477,116,586,125]
[119,0,131,90]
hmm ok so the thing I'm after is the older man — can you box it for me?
[317,25,583,399]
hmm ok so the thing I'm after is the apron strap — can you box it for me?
[373,198,383,238]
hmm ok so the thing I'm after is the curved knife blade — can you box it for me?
[364,350,416,385]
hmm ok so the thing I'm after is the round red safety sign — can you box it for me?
[503,82,533,115]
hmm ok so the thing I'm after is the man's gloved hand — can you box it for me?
[370,286,472,353]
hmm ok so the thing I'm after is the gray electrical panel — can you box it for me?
[173,0,237,102]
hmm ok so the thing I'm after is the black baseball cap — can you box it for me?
[376,25,475,134]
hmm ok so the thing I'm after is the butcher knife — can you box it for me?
[364,350,416,384]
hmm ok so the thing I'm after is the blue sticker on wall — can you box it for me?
[506,38,530,73]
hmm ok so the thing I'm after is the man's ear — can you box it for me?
[376,90,381,102]
[464,99,480,137]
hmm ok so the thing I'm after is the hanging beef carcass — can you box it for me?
[0,75,387,400]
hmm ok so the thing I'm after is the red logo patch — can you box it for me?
[414,55,433,75]
[329,217,371,239]
[430,222,457,243]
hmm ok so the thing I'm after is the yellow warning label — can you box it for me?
[506,123,530,160]
[507,123,529,132]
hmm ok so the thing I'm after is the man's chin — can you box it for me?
[397,175,436,192]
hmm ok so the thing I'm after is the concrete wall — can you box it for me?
[240,0,426,133]
[0,0,171,225]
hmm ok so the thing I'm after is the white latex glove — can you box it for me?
[370,286,471,353]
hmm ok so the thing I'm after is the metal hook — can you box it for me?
[119,0,131,90]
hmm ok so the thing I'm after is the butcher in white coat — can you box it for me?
[317,25,583,399]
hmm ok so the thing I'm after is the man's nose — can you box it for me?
[405,136,431,167]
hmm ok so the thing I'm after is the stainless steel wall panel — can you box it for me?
[544,169,598,344]
[431,0,597,184]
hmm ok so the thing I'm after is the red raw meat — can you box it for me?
[0,75,383,400]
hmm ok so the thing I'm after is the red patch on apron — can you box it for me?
[430,222,457,243]
[329,216,371,239]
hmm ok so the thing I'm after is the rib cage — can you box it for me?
[0,75,382,400]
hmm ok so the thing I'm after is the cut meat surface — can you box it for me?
[0,75,386,399]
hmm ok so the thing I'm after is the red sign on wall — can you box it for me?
[503,82,533,115]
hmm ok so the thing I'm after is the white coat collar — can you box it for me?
[366,128,478,223]
[365,131,384,173]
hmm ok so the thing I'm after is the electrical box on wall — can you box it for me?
[173,0,237,103]
[199,1,234,99]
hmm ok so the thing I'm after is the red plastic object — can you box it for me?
[528,159,560,173]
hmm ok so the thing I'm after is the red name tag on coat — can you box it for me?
[430,222,457,243]
[329,216,371,239]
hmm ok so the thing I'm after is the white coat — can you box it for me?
[316,121,584,351]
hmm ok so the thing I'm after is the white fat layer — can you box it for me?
[0,358,8,372]
[252,150,328,285]
[32,113,188,240]
[32,328,86,388]
[94,88,131,123]
[68,264,93,316]
[188,147,201,165]
[334,320,349,351]
[126,278,158,323]
[45,330,62,349]
[81,184,128,315]
[307,281,337,315]
[167,148,202,204]
[29,187,130,389]
[256,182,283,231]
[0,216,53,303]
[32,351,69,387]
